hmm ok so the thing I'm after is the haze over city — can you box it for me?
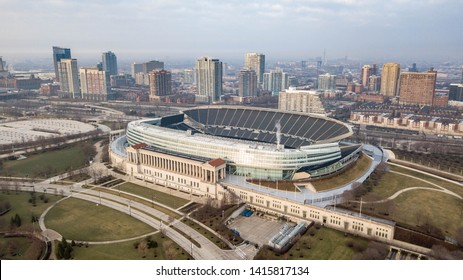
[1,0,463,63]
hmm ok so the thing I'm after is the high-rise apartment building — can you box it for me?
[80,68,111,101]
[52,46,71,82]
[195,57,222,103]
[263,70,289,96]
[279,89,326,115]
[238,69,257,98]
[132,60,164,79]
[244,53,265,85]
[449,83,463,102]
[399,69,437,106]
[143,60,164,74]
[0,57,7,78]
[149,70,172,101]
[368,75,381,92]
[102,51,118,76]
[183,69,195,84]
[58,58,80,99]
[132,63,143,78]
[361,65,372,87]
[380,63,400,97]
[317,73,336,90]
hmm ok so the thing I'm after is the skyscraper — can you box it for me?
[244,53,265,85]
[449,83,463,102]
[102,51,118,76]
[195,57,222,103]
[143,60,164,74]
[263,70,289,96]
[399,69,437,106]
[380,63,400,97]
[52,46,71,82]
[0,57,7,78]
[183,69,195,84]
[58,58,80,99]
[238,69,257,98]
[149,70,172,101]
[368,75,381,92]
[361,65,372,87]
[131,63,143,78]
[317,73,336,90]
[80,67,111,101]
[131,60,164,78]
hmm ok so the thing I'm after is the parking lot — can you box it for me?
[228,213,294,246]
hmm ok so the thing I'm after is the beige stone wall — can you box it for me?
[225,184,395,241]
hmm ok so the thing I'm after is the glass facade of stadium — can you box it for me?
[126,119,344,180]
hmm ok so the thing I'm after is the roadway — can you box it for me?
[5,169,257,260]
[223,144,385,208]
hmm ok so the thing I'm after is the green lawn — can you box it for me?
[45,198,155,242]
[0,236,44,260]
[114,182,189,209]
[388,189,463,238]
[390,165,463,198]
[0,145,89,178]
[95,186,182,219]
[71,234,191,260]
[363,171,439,201]
[255,227,369,260]
[311,154,372,192]
[0,192,61,232]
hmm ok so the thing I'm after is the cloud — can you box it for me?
[0,0,462,61]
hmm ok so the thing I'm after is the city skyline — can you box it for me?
[1,0,463,63]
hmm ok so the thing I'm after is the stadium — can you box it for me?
[110,106,395,241]
[123,106,356,180]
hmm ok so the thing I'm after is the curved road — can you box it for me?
[28,179,256,260]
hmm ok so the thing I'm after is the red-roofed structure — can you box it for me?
[207,158,226,167]
[132,143,148,149]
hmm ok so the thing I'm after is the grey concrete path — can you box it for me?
[22,178,255,260]
[350,170,463,205]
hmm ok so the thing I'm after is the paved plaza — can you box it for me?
[0,118,97,145]
[228,214,294,246]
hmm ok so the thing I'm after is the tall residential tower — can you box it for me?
[58,58,80,99]
[52,46,71,82]
[399,69,437,106]
[380,63,400,97]
[195,57,222,103]
[149,70,172,101]
[102,51,118,76]
[238,69,257,98]
[244,53,265,85]
[80,67,111,101]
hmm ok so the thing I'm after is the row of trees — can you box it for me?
[341,162,389,202]
[0,129,101,154]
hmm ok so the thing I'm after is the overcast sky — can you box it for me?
[1,0,462,64]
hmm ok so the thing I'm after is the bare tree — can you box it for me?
[455,227,463,247]
[137,241,148,258]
